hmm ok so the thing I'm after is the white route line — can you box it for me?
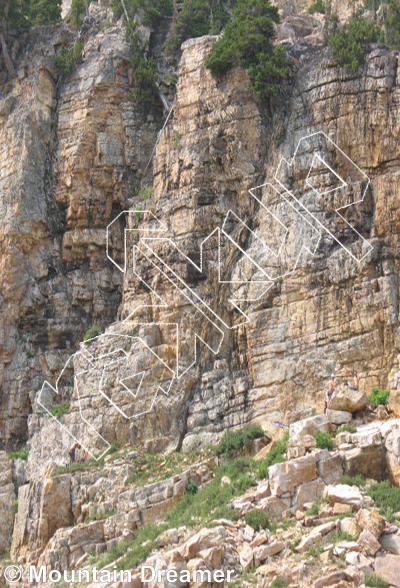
[274,131,373,262]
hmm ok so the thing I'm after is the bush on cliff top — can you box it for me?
[205,0,289,103]
[216,424,264,457]
[327,13,379,73]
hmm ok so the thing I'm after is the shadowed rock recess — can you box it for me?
[1,0,400,585]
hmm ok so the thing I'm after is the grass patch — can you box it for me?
[53,458,104,476]
[95,456,256,570]
[85,510,116,523]
[307,0,325,13]
[269,579,289,588]
[244,509,270,531]
[8,446,29,461]
[314,431,334,450]
[339,474,366,487]
[185,480,198,495]
[368,386,390,406]
[306,500,320,516]
[83,324,101,342]
[337,424,357,434]
[257,430,289,479]
[216,424,264,458]
[50,401,70,418]
[364,572,390,588]
[366,480,400,512]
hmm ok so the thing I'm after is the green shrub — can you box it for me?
[111,0,172,27]
[84,324,101,342]
[107,441,120,454]
[337,424,357,434]
[306,500,320,516]
[367,480,400,513]
[383,0,400,50]
[244,509,270,531]
[55,41,84,75]
[314,431,334,450]
[8,446,29,461]
[339,473,366,487]
[70,0,87,28]
[216,424,264,457]
[364,572,389,588]
[30,0,62,24]
[50,401,70,418]
[368,386,390,406]
[257,430,289,479]
[205,0,289,103]
[130,51,159,108]
[307,0,325,13]
[328,13,379,73]
[269,578,289,588]
[185,480,198,495]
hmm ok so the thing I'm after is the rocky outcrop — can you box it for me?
[0,452,16,555]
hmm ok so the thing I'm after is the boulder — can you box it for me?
[293,478,325,508]
[330,387,367,413]
[269,453,318,497]
[313,571,347,588]
[340,518,362,538]
[374,553,400,587]
[357,528,381,556]
[380,531,400,555]
[324,485,363,510]
[253,541,284,564]
[355,508,385,538]
[238,542,253,571]
[317,450,344,485]
[345,551,374,572]
[182,526,226,560]
[289,415,330,439]
[326,409,352,425]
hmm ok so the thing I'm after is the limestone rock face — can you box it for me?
[0,452,16,555]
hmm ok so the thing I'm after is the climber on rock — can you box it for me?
[346,371,360,391]
[69,441,82,464]
[325,374,335,413]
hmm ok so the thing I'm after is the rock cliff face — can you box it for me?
[1,0,400,573]
[1,0,399,461]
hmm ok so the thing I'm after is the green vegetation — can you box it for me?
[314,431,334,450]
[139,185,152,200]
[257,430,289,479]
[327,13,379,73]
[55,41,84,75]
[185,479,198,495]
[85,510,116,523]
[205,0,289,103]
[368,386,390,406]
[95,455,257,571]
[333,529,357,542]
[54,457,104,476]
[30,0,62,24]
[306,499,320,516]
[164,0,232,55]
[364,572,390,588]
[366,480,400,513]
[83,324,101,342]
[8,446,29,461]
[50,401,70,418]
[383,0,400,49]
[269,579,289,588]
[70,0,88,28]
[337,423,357,434]
[339,473,366,486]
[111,0,173,28]
[13,499,18,513]
[216,424,264,457]
[244,509,270,531]
[307,0,325,13]
[0,0,62,29]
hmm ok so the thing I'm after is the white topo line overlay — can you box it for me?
[39,131,373,458]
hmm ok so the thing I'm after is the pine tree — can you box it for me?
[30,0,62,25]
